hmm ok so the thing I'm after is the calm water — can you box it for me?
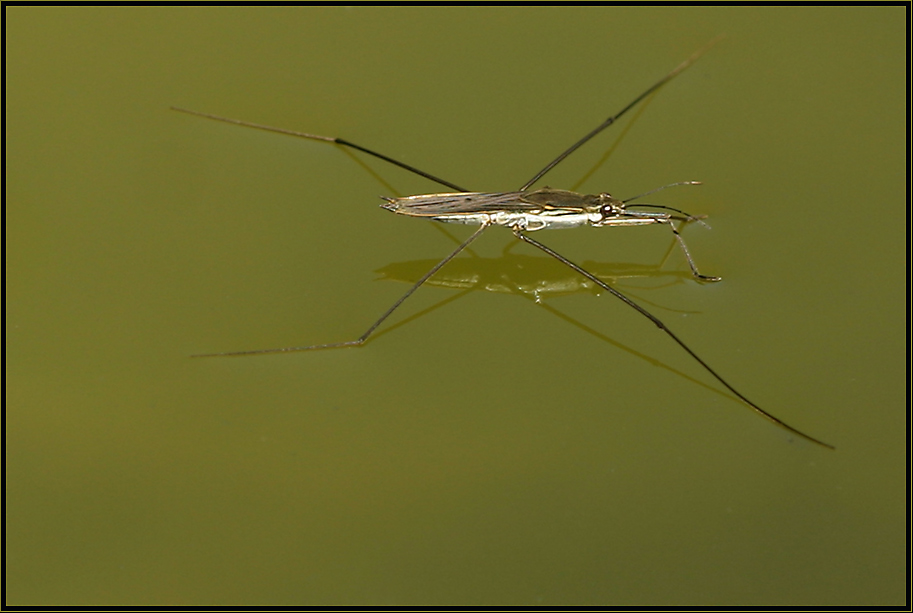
[7,6,905,605]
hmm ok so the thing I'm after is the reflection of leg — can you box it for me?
[368,287,476,343]
[431,222,481,258]
[669,222,721,282]
[193,224,490,357]
[501,238,521,257]
[530,295,719,397]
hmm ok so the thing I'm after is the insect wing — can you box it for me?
[383,192,539,217]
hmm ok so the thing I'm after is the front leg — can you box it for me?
[665,219,722,282]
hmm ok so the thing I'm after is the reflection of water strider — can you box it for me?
[375,253,694,308]
[173,40,833,449]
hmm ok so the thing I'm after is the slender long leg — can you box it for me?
[511,227,834,449]
[171,107,468,192]
[667,221,722,282]
[192,224,490,358]
[519,38,721,192]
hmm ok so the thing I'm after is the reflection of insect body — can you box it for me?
[381,254,679,291]
[375,253,694,308]
[174,42,833,449]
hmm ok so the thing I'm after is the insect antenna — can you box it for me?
[625,203,711,228]
[622,181,702,203]
[624,183,709,226]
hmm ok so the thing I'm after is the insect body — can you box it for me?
[384,188,663,230]
[174,41,833,449]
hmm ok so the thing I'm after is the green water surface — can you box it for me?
[6,6,905,605]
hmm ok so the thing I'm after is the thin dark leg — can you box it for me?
[171,107,468,192]
[512,227,834,449]
[668,222,722,282]
[519,38,721,192]
[192,224,489,357]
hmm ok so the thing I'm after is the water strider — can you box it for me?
[174,42,833,449]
